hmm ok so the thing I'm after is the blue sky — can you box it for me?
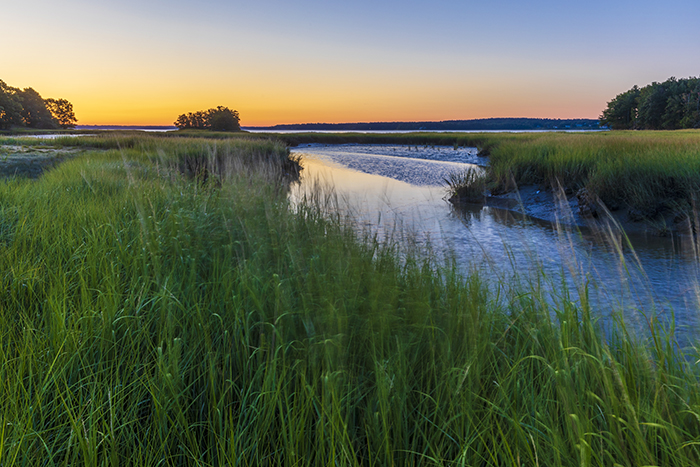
[3,0,698,125]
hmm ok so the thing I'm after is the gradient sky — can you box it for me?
[3,0,699,126]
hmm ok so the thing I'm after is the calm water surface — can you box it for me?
[291,144,700,341]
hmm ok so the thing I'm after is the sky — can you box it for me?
[3,0,699,126]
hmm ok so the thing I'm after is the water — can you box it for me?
[24,128,177,139]
[21,134,90,139]
[291,143,700,342]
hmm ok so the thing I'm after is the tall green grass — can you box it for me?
[0,135,698,465]
[485,130,700,218]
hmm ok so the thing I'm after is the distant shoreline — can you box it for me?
[244,117,603,132]
[72,118,603,132]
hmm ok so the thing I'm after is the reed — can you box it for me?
[0,134,698,465]
[444,167,487,203]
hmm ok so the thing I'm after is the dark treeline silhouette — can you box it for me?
[0,79,77,130]
[246,118,601,132]
[600,76,700,130]
[174,106,241,131]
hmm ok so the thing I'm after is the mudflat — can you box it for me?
[0,145,80,178]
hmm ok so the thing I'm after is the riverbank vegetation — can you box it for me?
[600,76,700,130]
[0,133,699,465]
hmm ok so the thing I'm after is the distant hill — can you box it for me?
[244,118,602,132]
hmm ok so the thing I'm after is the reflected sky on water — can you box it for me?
[291,144,700,344]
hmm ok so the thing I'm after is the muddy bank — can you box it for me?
[477,185,693,237]
[0,145,81,178]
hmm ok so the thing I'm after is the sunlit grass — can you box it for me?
[0,134,698,465]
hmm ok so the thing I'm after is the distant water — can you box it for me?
[22,128,177,139]
[22,134,90,139]
[75,126,177,132]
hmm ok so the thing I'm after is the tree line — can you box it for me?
[0,79,77,130]
[600,76,700,130]
[174,106,240,131]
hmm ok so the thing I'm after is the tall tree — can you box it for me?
[45,98,77,129]
[600,76,700,130]
[636,83,667,130]
[18,88,58,129]
[0,80,23,129]
[599,86,639,129]
[207,106,240,131]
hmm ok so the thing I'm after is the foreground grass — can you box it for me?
[0,135,699,465]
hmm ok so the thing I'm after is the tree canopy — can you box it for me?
[45,98,77,129]
[600,76,700,130]
[174,106,241,131]
[0,79,76,130]
[0,80,24,129]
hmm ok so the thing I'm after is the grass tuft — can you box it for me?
[444,167,487,203]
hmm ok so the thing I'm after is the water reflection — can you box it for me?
[291,145,700,342]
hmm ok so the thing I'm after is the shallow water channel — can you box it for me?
[290,144,700,342]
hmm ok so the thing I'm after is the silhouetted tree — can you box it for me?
[45,98,77,129]
[207,106,240,131]
[18,88,58,129]
[174,113,190,129]
[600,86,640,129]
[637,83,667,130]
[174,106,241,131]
[0,80,23,129]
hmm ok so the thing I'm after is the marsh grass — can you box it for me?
[0,134,699,465]
[444,167,487,203]
[485,130,700,219]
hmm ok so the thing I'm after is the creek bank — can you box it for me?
[464,185,692,237]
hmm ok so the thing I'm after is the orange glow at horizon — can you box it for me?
[5,49,609,127]
[3,0,699,129]
[64,77,607,127]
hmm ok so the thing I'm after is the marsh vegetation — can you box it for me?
[369,130,700,230]
[0,132,698,465]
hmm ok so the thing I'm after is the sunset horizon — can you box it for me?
[6,1,698,128]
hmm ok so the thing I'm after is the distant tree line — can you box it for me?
[248,118,601,131]
[600,76,700,130]
[174,106,241,131]
[0,79,77,130]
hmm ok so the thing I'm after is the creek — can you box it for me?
[290,143,700,342]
